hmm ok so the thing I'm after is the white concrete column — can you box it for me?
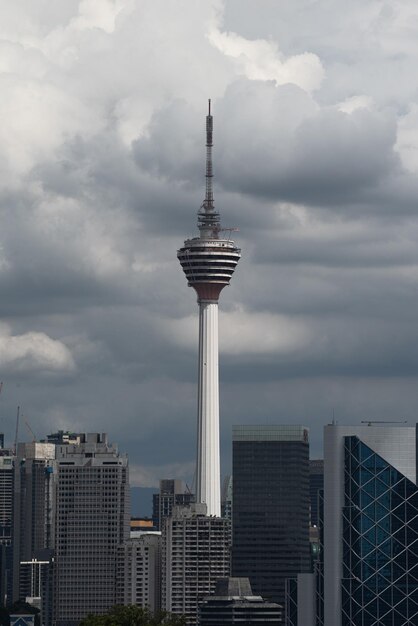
[196,300,220,517]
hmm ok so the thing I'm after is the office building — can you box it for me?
[16,443,56,562]
[308,460,323,528]
[325,423,418,626]
[232,425,311,607]
[178,101,241,516]
[152,479,194,530]
[53,433,129,626]
[162,504,231,625]
[295,423,418,626]
[199,577,283,625]
[117,532,161,612]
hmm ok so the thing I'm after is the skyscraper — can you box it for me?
[53,433,129,626]
[16,443,56,562]
[323,423,418,626]
[178,101,241,517]
[232,425,311,607]
[294,423,418,626]
[15,442,56,623]
[0,451,15,606]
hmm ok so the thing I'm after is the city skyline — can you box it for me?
[1,1,418,489]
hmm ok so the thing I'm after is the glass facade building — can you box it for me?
[341,435,418,625]
[232,425,311,608]
[299,424,418,626]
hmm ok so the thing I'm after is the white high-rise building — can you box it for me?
[116,533,161,613]
[161,504,230,625]
[178,101,241,516]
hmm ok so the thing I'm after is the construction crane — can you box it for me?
[24,418,37,443]
[361,420,408,427]
[14,406,20,455]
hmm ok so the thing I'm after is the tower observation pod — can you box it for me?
[177,101,241,517]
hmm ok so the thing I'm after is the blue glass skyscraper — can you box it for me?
[323,424,418,626]
[291,423,418,626]
[341,435,418,625]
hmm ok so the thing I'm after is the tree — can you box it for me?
[0,600,41,626]
[79,605,186,626]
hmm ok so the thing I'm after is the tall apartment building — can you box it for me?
[162,504,231,625]
[152,479,194,530]
[116,532,161,612]
[293,423,418,626]
[232,425,311,607]
[0,451,16,606]
[53,433,129,626]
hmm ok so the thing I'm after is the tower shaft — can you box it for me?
[196,300,220,516]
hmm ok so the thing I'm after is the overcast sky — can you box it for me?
[1,0,418,488]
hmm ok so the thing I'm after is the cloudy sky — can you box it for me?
[1,0,418,490]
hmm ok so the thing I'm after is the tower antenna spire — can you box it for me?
[204,98,214,210]
[198,99,220,238]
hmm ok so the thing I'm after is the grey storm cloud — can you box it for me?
[134,79,408,210]
[0,0,418,483]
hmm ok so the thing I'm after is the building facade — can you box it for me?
[0,452,16,606]
[295,423,418,626]
[16,443,56,562]
[232,425,311,607]
[162,504,231,625]
[199,577,283,625]
[221,476,232,522]
[308,460,323,528]
[152,479,194,531]
[324,423,418,626]
[53,433,130,626]
[116,533,161,613]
